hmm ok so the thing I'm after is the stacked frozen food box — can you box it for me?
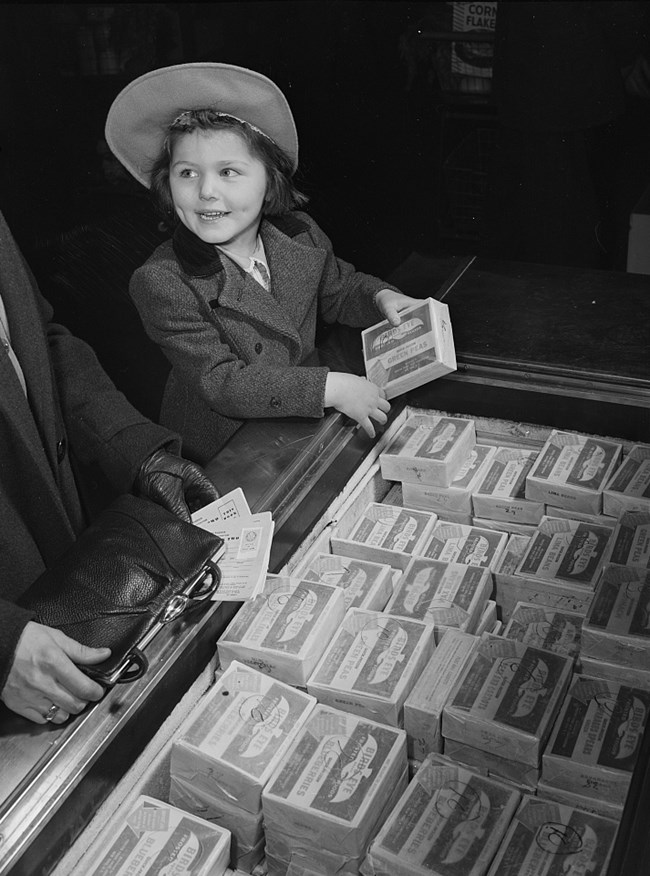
[603,444,650,517]
[442,633,574,792]
[486,794,620,876]
[306,608,435,726]
[524,429,623,516]
[401,442,497,525]
[580,564,650,687]
[539,674,650,821]
[184,424,650,873]
[384,556,492,638]
[292,552,394,612]
[261,703,408,876]
[472,446,543,527]
[217,574,346,686]
[169,661,317,870]
[362,753,521,876]
[403,629,479,760]
[329,501,438,570]
[503,601,583,663]
[85,795,232,876]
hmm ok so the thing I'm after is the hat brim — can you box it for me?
[105,62,298,188]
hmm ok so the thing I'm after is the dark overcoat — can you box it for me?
[130,212,398,463]
[0,210,175,688]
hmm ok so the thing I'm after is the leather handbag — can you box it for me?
[19,494,225,686]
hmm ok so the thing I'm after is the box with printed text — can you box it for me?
[379,412,476,487]
[307,608,435,726]
[443,633,573,766]
[542,674,650,805]
[603,443,650,517]
[385,556,491,635]
[364,752,520,876]
[362,298,456,400]
[402,443,497,515]
[525,429,623,515]
[292,551,393,612]
[217,575,346,686]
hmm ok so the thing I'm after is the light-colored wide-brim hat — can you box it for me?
[105,62,298,188]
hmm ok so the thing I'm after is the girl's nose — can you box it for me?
[199,175,220,201]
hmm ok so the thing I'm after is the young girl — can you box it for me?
[105,63,420,464]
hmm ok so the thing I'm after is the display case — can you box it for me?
[1,256,648,876]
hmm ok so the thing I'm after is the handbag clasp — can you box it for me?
[161,594,189,623]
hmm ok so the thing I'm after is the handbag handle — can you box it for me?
[117,649,148,683]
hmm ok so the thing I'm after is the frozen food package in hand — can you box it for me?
[362,298,456,400]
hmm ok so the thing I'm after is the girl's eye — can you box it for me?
[221,168,239,177]
[178,168,197,178]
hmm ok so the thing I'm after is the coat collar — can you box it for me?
[172,213,310,278]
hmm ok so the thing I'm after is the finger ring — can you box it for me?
[44,703,59,722]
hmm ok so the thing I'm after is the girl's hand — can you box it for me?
[375,289,421,326]
[325,372,390,438]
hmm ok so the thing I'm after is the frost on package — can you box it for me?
[385,556,491,634]
[542,675,650,805]
[443,634,573,766]
[171,661,316,814]
[515,516,613,589]
[307,609,435,726]
[362,298,456,400]
[486,795,619,876]
[217,575,346,686]
[365,753,521,876]
[261,705,407,859]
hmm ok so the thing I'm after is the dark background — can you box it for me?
[0,2,649,422]
[0,1,446,279]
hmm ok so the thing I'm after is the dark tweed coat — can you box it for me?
[0,210,176,689]
[130,211,399,464]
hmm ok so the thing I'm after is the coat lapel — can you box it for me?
[0,213,73,527]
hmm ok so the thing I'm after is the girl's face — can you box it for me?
[169,129,268,254]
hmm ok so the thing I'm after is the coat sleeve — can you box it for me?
[130,263,330,420]
[295,212,402,327]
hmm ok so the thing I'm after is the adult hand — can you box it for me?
[1,622,110,724]
[374,289,421,326]
[325,372,390,438]
[135,449,220,522]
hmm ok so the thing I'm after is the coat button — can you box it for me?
[56,438,67,462]
[255,342,263,354]
[270,396,281,408]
